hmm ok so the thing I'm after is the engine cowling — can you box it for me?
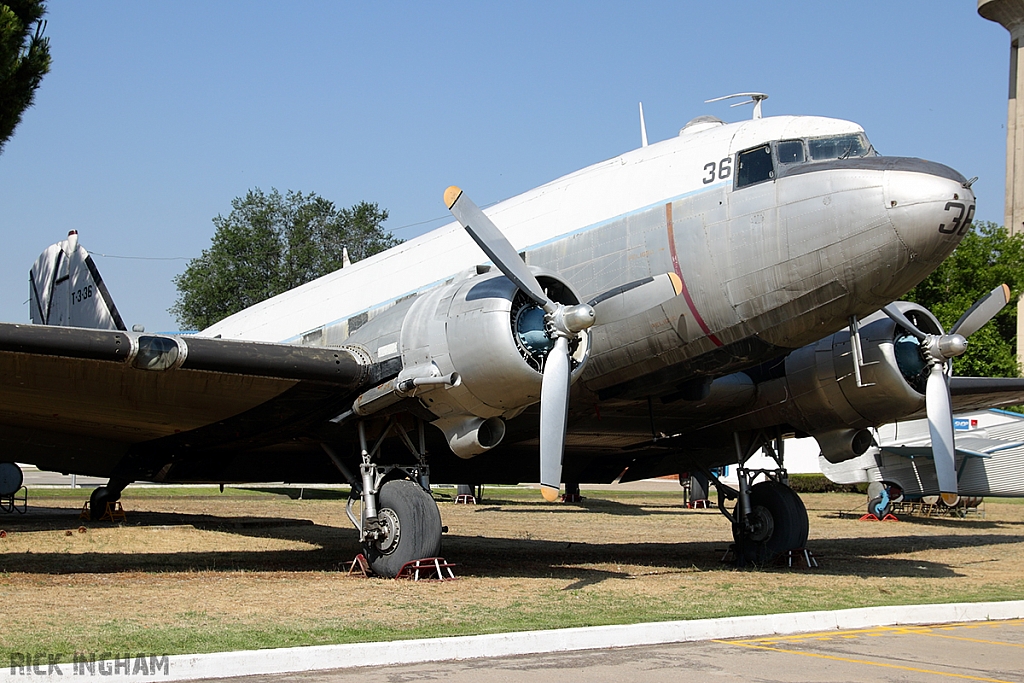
[398,268,590,458]
[770,303,944,460]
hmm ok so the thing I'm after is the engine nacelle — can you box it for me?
[398,268,590,456]
[814,428,874,464]
[773,303,943,449]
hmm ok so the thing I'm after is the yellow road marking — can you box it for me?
[717,640,1017,683]
[918,632,1024,649]
[733,620,1023,646]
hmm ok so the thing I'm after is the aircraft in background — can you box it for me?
[4,94,1021,575]
[821,408,1024,517]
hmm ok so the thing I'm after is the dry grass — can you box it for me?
[1,487,1023,659]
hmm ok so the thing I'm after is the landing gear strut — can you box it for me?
[699,430,808,566]
[328,417,443,578]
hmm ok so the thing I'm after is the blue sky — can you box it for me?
[0,1,1011,332]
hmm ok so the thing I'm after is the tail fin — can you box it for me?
[29,231,126,330]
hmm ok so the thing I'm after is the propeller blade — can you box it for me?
[539,336,571,502]
[925,362,960,507]
[882,304,928,340]
[588,273,683,326]
[445,186,551,309]
[950,284,1011,338]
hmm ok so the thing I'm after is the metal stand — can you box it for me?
[395,557,456,581]
[0,487,27,514]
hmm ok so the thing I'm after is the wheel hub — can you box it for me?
[374,508,401,554]
[744,505,774,543]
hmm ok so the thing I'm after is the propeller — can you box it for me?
[445,187,595,501]
[882,284,1011,506]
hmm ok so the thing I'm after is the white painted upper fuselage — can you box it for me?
[200,115,865,344]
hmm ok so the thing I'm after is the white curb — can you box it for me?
[5,600,1023,681]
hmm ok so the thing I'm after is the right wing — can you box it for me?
[0,323,384,478]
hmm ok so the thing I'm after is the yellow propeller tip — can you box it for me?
[541,486,559,502]
[1002,283,1012,303]
[444,186,463,210]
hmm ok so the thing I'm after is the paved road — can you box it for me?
[214,620,1024,683]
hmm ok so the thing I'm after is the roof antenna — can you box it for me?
[639,102,649,148]
[705,92,769,120]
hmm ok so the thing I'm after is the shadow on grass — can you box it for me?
[3,499,1022,585]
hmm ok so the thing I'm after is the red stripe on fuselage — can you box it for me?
[665,202,723,347]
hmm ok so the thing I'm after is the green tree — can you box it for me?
[905,221,1024,378]
[171,188,399,330]
[0,0,50,153]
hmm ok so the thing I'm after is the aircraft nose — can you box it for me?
[883,159,975,268]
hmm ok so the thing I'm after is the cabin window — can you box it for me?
[776,139,804,164]
[735,145,774,188]
[808,133,871,160]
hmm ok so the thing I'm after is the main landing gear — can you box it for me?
[325,417,443,578]
[700,431,809,566]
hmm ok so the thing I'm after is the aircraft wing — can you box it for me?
[0,322,383,478]
[948,377,1024,413]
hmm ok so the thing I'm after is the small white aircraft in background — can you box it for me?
[3,95,1020,575]
[821,408,1024,517]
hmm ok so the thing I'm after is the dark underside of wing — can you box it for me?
[947,377,1024,413]
[0,323,387,478]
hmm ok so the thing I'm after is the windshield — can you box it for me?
[807,133,872,161]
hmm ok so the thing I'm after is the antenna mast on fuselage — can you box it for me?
[705,92,769,119]
[639,102,649,148]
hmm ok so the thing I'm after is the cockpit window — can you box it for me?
[807,133,872,160]
[736,144,774,188]
[776,139,804,164]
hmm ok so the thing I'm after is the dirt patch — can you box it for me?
[1,488,1022,656]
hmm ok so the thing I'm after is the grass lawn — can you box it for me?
[1,486,1022,661]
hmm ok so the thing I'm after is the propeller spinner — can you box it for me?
[445,187,595,501]
[882,284,1011,506]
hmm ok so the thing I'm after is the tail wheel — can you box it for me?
[364,479,442,578]
[89,486,115,521]
[867,495,892,519]
[733,481,808,565]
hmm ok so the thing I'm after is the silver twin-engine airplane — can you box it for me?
[4,96,1022,574]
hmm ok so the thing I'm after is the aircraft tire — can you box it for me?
[777,483,809,548]
[867,495,892,519]
[364,479,442,578]
[732,481,805,565]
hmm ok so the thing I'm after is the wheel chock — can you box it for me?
[687,499,713,509]
[881,513,900,521]
[347,553,372,577]
[79,502,91,521]
[858,513,880,521]
[99,502,126,523]
[454,494,476,504]
[395,557,457,581]
[561,493,583,503]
